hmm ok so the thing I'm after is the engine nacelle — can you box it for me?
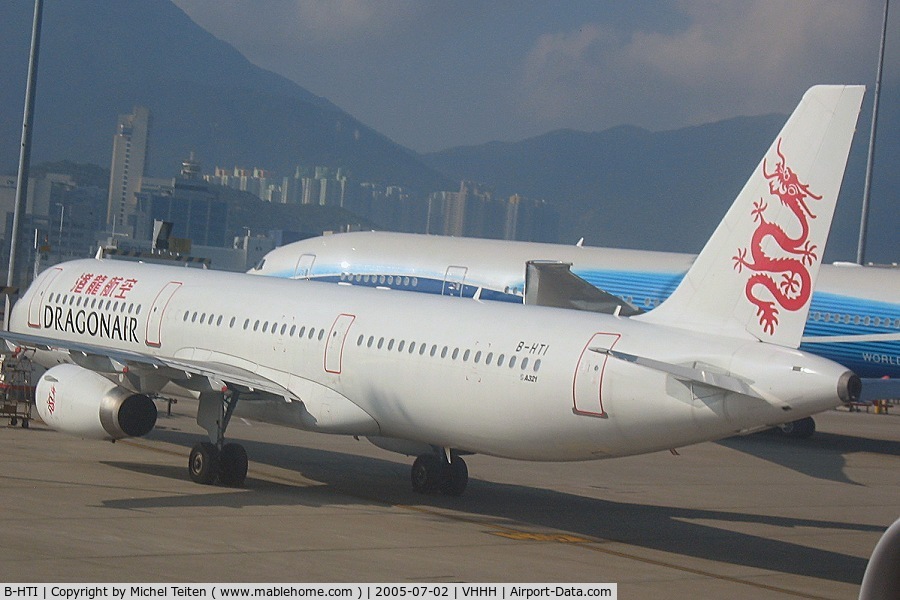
[35,364,157,440]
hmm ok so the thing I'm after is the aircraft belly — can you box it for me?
[340,358,624,461]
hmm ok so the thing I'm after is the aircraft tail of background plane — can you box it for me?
[637,85,864,348]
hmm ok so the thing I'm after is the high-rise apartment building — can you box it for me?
[106,106,151,235]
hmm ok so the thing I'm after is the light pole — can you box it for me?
[5,0,43,328]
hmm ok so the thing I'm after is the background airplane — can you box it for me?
[251,216,899,391]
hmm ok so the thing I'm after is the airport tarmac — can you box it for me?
[0,401,897,599]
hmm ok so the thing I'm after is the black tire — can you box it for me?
[189,442,219,485]
[777,417,816,439]
[21,419,28,429]
[218,443,248,487]
[411,454,442,494]
[10,417,17,426]
[440,458,468,496]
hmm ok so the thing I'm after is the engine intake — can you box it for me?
[36,364,157,440]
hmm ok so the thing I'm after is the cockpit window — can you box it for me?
[253,259,266,271]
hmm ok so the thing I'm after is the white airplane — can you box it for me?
[3,85,864,495]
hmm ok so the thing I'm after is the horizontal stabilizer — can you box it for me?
[526,261,642,315]
[594,347,791,410]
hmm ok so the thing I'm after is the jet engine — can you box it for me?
[35,364,157,440]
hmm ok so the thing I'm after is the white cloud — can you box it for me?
[518,1,885,133]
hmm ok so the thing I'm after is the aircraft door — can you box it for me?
[293,254,316,280]
[145,282,182,347]
[442,265,468,297]
[28,267,63,327]
[324,313,355,374]
[572,333,620,417]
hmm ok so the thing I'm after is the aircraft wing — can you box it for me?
[0,330,297,401]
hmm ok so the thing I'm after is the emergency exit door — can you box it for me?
[294,254,316,280]
[442,266,468,297]
[324,313,355,374]
[572,333,619,417]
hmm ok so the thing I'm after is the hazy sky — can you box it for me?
[172,1,897,153]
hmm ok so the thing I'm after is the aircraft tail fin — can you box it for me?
[637,85,865,348]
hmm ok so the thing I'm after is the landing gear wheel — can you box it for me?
[411,454,443,493]
[10,417,17,426]
[440,458,468,496]
[777,416,816,439]
[21,419,28,429]
[189,442,219,485]
[218,443,248,487]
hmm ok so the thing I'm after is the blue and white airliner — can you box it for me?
[251,229,899,385]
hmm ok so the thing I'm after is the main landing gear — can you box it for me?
[189,388,248,487]
[411,451,468,496]
[189,441,249,486]
[775,416,816,439]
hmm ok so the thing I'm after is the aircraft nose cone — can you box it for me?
[838,371,862,403]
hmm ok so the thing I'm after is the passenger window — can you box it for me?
[534,359,541,372]
[430,345,437,357]
[299,326,306,337]
[497,354,505,367]
[308,328,316,339]
[509,356,517,369]
[452,348,459,360]
[486,352,493,365]
[357,334,364,346]
[378,337,384,349]
[521,357,529,370]
[474,351,482,363]
[230,317,236,328]
[318,330,324,341]
[253,320,260,331]
[398,340,405,352]
[388,339,395,351]
[419,344,426,356]
[463,349,470,362]
[367,336,374,348]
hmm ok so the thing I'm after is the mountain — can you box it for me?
[423,101,899,264]
[2,1,895,263]
[0,0,451,192]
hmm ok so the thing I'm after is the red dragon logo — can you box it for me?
[47,385,56,415]
[733,139,820,335]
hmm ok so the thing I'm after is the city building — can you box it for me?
[106,106,151,236]
[134,155,228,247]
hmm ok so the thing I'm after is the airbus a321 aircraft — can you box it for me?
[3,85,864,495]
